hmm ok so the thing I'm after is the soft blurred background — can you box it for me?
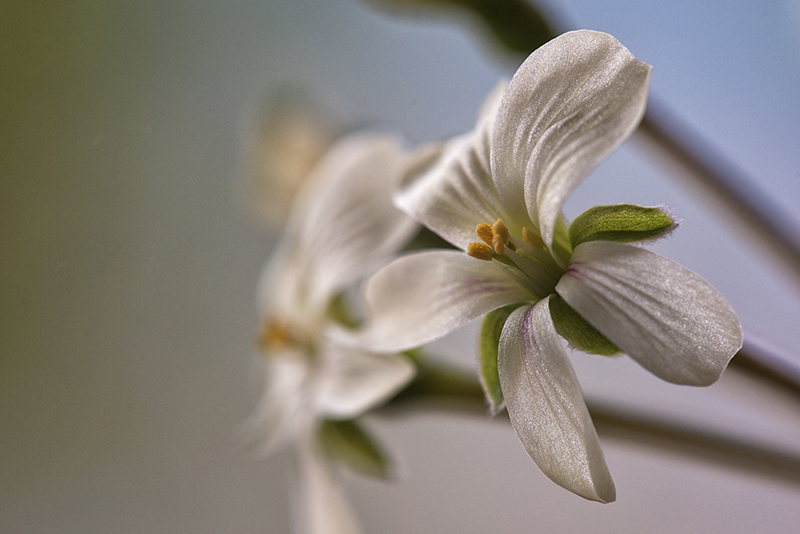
[3,0,800,532]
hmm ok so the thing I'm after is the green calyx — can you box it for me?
[569,204,676,247]
[478,304,519,413]
[318,418,391,479]
[549,295,619,356]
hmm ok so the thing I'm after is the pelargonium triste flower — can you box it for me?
[251,132,418,533]
[355,30,743,503]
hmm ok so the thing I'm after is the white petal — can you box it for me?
[246,350,313,453]
[264,132,418,318]
[498,298,615,502]
[357,250,533,352]
[395,82,530,249]
[556,241,743,385]
[316,341,416,419]
[294,439,363,534]
[490,30,651,253]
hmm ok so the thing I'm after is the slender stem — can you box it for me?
[635,100,800,292]
[381,358,800,487]
[589,400,800,487]
[728,337,800,402]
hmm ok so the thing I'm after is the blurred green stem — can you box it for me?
[381,356,800,487]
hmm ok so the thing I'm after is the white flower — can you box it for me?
[251,132,418,533]
[355,30,743,503]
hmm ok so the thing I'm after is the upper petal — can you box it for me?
[261,132,418,319]
[498,298,615,502]
[490,30,651,253]
[394,82,523,249]
[315,341,416,419]
[355,250,534,352]
[556,241,743,385]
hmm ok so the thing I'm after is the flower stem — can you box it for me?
[635,100,800,292]
[728,337,800,402]
[381,356,800,487]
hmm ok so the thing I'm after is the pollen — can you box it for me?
[467,241,493,261]
[476,223,494,245]
[258,319,292,353]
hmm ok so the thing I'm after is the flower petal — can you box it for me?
[246,349,313,453]
[316,341,416,419]
[262,132,418,318]
[356,250,533,352]
[556,241,743,385]
[498,298,615,502]
[395,82,528,249]
[294,438,364,534]
[490,30,651,253]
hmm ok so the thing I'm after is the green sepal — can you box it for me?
[552,215,573,265]
[479,304,519,413]
[326,292,361,329]
[317,418,391,480]
[569,204,676,247]
[549,295,620,356]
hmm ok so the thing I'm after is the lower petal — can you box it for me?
[294,438,364,534]
[316,342,416,419]
[498,298,615,503]
[556,241,743,385]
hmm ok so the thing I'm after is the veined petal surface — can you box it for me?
[316,342,416,419]
[556,241,742,385]
[498,298,615,502]
[395,82,522,249]
[357,250,533,352]
[490,30,651,252]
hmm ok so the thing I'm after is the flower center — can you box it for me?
[258,318,294,353]
[466,218,566,299]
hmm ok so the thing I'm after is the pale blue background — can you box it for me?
[2,1,800,532]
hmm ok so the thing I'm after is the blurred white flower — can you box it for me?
[355,30,743,503]
[251,132,418,533]
[247,89,339,225]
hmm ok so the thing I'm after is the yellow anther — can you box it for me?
[522,226,544,248]
[467,242,493,261]
[258,319,292,353]
[492,219,510,254]
[476,223,494,245]
[492,234,505,255]
[492,219,510,243]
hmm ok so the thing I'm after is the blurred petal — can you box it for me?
[248,88,336,224]
[395,82,523,249]
[246,349,313,453]
[316,343,415,419]
[295,439,363,534]
[357,250,533,352]
[556,241,743,385]
[274,132,418,316]
[498,298,615,502]
[490,30,651,252]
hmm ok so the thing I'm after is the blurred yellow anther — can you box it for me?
[492,234,505,255]
[522,226,544,248]
[476,223,494,245]
[492,219,510,254]
[259,319,292,353]
[467,242,493,261]
[493,219,510,242]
